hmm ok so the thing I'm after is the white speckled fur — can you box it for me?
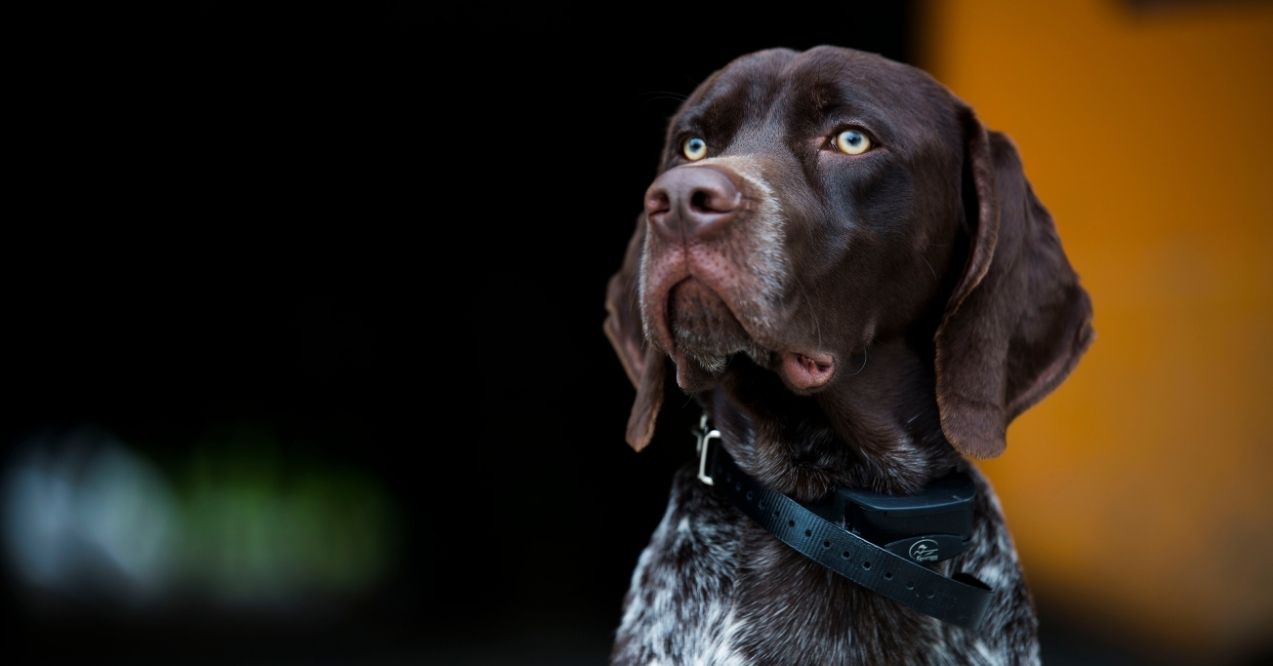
[611,462,1039,665]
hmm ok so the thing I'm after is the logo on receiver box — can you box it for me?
[908,538,940,563]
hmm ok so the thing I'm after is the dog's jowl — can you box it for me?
[604,47,1093,665]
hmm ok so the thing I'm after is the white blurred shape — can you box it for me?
[3,450,76,586]
[75,442,178,591]
[3,427,179,599]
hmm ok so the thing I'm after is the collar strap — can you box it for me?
[695,417,992,630]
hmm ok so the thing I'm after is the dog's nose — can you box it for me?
[644,166,742,240]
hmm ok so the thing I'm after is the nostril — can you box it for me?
[689,188,713,213]
[690,187,739,214]
[688,184,740,215]
[645,189,671,218]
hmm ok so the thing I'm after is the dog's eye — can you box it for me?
[834,129,871,155]
[682,136,708,161]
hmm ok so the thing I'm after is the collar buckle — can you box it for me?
[693,414,721,486]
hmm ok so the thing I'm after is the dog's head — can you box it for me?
[605,47,1092,459]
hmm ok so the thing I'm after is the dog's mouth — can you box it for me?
[663,278,837,392]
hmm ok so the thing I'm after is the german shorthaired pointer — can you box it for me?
[604,47,1093,664]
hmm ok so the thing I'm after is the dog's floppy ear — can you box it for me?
[934,108,1094,459]
[604,215,665,451]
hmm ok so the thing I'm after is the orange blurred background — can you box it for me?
[921,1,1273,660]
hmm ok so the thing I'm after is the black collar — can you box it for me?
[694,415,992,630]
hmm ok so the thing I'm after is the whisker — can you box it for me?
[638,90,689,103]
[845,344,870,377]
[921,255,938,281]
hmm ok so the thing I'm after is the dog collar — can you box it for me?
[693,415,991,630]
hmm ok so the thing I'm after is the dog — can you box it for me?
[603,47,1093,665]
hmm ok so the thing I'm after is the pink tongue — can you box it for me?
[780,351,836,390]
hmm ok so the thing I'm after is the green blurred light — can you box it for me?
[176,430,397,602]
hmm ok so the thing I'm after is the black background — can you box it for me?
[4,4,1163,664]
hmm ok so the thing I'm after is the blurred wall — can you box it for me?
[922,0,1273,658]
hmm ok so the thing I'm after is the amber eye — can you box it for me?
[834,129,871,155]
[682,136,707,161]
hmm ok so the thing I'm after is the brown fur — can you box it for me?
[605,46,1092,664]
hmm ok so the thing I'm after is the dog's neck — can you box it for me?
[707,338,963,500]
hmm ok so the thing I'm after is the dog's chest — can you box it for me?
[612,467,1036,665]
[612,471,749,665]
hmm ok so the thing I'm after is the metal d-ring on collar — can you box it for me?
[691,413,993,630]
[695,414,720,486]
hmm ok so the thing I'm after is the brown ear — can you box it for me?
[604,215,665,451]
[935,109,1094,459]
